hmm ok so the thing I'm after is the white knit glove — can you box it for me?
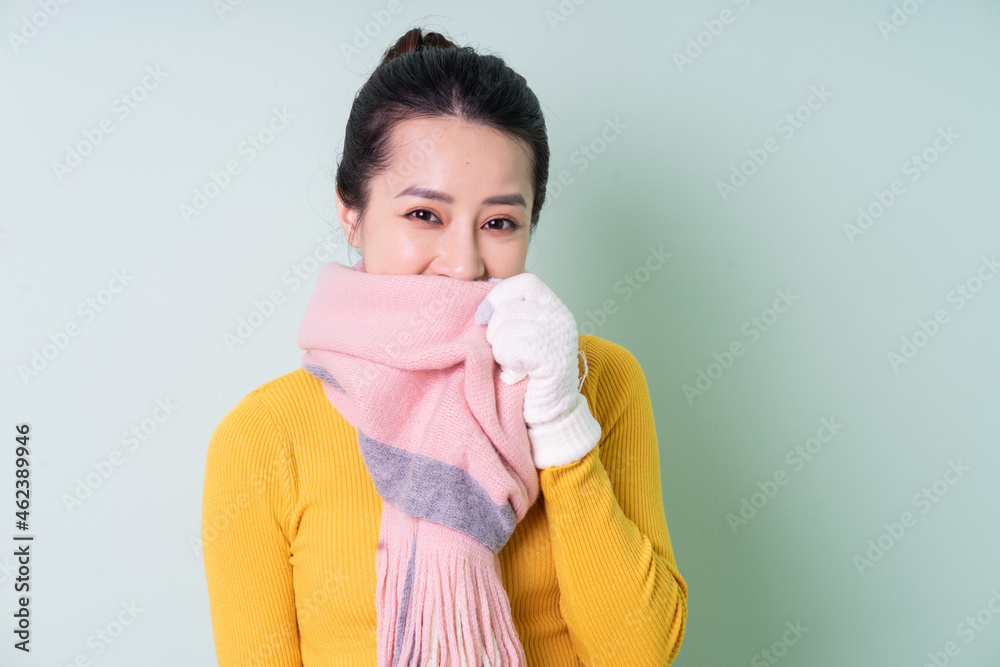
[475,273,601,469]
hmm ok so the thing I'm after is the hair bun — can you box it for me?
[379,27,459,67]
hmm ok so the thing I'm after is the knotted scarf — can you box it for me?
[297,258,539,666]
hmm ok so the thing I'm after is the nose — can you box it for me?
[430,221,486,281]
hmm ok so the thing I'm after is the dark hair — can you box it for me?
[334,27,549,248]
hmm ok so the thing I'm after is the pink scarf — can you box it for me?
[298,258,539,665]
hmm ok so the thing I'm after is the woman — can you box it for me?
[202,27,687,666]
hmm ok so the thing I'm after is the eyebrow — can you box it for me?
[395,185,527,209]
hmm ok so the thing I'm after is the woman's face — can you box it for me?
[335,115,534,281]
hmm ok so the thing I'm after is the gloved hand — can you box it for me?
[475,273,601,469]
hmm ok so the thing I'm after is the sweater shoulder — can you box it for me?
[245,366,327,406]
[207,367,345,476]
[577,334,644,389]
[203,371,321,541]
[233,366,341,430]
[577,334,648,423]
[578,333,638,365]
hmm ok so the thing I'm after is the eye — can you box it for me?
[406,209,440,224]
[484,217,521,232]
[405,209,521,231]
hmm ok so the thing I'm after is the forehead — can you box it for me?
[381,116,533,192]
[389,115,517,152]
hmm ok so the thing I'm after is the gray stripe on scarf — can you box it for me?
[392,531,419,667]
[304,363,342,390]
[305,363,517,552]
[359,429,517,554]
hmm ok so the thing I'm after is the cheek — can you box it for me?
[484,241,529,272]
[367,220,431,270]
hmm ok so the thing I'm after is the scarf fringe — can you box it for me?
[376,505,527,666]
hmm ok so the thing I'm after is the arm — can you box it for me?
[540,340,688,666]
[201,391,302,666]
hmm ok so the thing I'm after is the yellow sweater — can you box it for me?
[201,334,687,666]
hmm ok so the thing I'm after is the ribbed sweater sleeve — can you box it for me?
[539,339,688,666]
[201,390,302,666]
